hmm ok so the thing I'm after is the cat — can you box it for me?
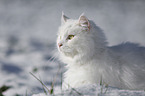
[57,13,145,90]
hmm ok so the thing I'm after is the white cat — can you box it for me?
[57,13,145,90]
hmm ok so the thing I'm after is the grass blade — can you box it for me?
[29,72,50,94]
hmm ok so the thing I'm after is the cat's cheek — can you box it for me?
[67,38,77,45]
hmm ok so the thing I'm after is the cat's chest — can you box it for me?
[64,64,101,83]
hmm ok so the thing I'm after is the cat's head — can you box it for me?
[57,13,106,58]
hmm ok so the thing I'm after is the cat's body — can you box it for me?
[57,13,145,90]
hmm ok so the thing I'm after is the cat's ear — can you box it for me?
[61,12,69,25]
[78,14,90,30]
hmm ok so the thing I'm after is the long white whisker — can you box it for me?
[50,51,59,62]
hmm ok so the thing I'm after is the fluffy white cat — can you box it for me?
[57,13,145,90]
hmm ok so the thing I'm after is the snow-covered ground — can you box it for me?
[33,84,145,96]
[0,0,145,96]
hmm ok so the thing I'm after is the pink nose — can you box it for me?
[58,43,63,47]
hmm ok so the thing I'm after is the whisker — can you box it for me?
[49,52,59,63]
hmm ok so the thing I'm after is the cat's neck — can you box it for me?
[75,47,107,62]
[63,45,109,68]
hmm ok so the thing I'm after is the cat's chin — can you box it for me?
[61,50,78,58]
[59,46,78,58]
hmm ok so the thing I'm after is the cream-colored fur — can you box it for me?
[57,13,145,90]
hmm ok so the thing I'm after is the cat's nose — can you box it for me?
[58,43,63,47]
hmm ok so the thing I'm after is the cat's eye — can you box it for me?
[67,35,74,40]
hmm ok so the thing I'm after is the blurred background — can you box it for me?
[0,0,145,96]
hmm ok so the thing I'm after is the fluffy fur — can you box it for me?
[57,13,145,90]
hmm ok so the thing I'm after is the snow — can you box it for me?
[0,0,145,96]
[32,85,145,96]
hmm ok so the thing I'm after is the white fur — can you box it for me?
[57,14,145,90]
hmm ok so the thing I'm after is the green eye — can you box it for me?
[67,35,74,40]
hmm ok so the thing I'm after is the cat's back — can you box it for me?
[109,42,145,66]
[109,42,145,55]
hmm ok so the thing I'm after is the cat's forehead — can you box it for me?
[59,20,79,35]
[63,20,78,28]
